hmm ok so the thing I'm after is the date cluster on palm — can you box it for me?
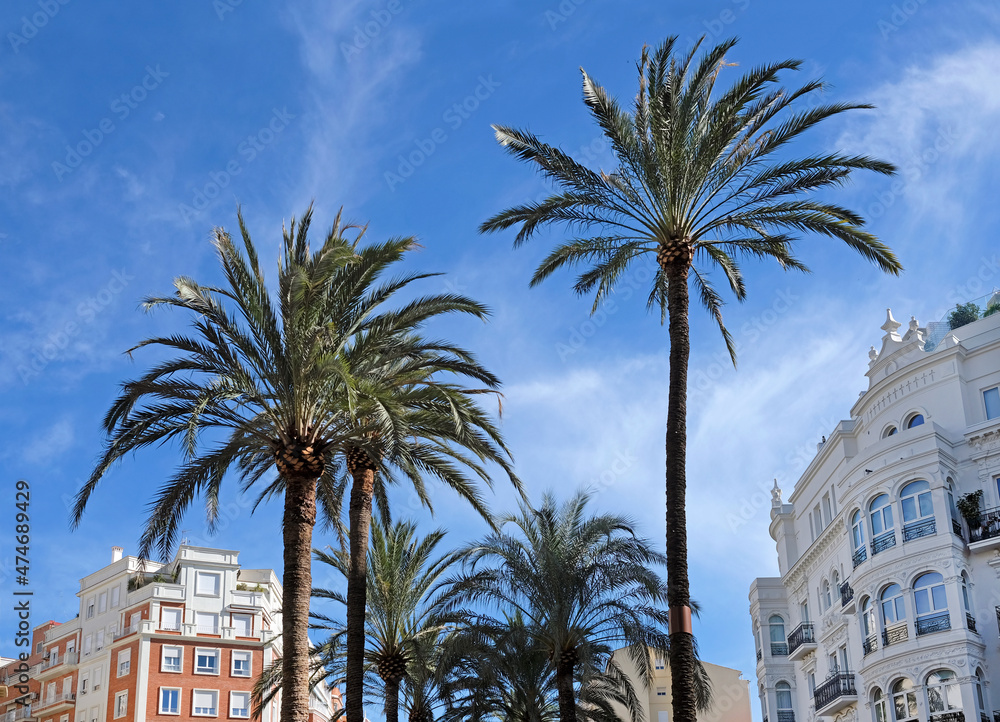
[273,441,326,478]
[655,242,692,268]
[377,655,407,683]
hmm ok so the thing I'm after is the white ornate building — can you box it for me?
[748,304,1000,722]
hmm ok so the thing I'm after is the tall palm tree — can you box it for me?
[480,37,903,719]
[72,205,517,722]
[313,518,459,722]
[440,491,699,722]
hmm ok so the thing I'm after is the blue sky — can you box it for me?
[2,0,1000,715]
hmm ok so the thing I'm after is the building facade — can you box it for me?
[749,307,1000,722]
[1,545,337,722]
[609,648,752,722]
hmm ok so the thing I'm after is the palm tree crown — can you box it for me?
[480,36,902,722]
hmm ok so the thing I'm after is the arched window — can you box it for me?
[851,510,865,551]
[926,670,960,714]
[873,688,887,722]
[769,615,786,656]
[913,572,949,634]
[776,682,793,721]
[975,669,989,718]
[883,426,898,438]
[900,480,935,540]
[891,679,917,722]
[906,414,925,429]
[822,580,832,611]
[870,495,895,553]
[861,597,877,644]
[880,584,906,626]
[832,571,840,601]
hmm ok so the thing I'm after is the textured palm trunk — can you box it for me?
[554,658,576,722]
[346,460,377,722]
[383,677,401,722]
[664,261,696,722]
[280,473,318,722]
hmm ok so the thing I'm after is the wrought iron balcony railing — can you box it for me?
[814,672,856,711]
[776,711,795,722]
[787,623,816,655]
[915,612,951,636]
[770,642,788,657]
[852,546,867,568]
[968,613,978,633]
[903,518,936,541]
[928,713,965,722]
[882,623,908,647]
[756,648,762,662]
[953,518,964,538]
[840,581,854,607]
[872,531,897,555]
[969,505,1000,543]
[862,634,878,655]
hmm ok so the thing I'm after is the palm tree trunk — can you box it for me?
[384,677,400,722]
[555,658,576,722]
[346,462,377,722]
[281,473,318,722]
[664,262,696,722]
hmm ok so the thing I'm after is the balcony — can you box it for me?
[967,613,978,633]
[114,624,138,640]
[777,712,795,722]
[770,642,788,657]
[756,648,762,662]
[915,612,951,636]
[862,634,878,656]
[872,531,897,555]
[787,623,816,660]
[882,623,908,647]
[902,518,936,542]
[851,546,867,569]
[929,713,965,722]
[12,708,35,722]
[34,693,76,712]
[840,581,855,608]
[37,651,78,677]
[814,672,857,715]
[969,506,1000,550]
[953,518,964,539]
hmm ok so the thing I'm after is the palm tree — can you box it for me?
[313,518,459,722]
[440,491,698,722]
[480,36,903,719]
[72,206,517,722]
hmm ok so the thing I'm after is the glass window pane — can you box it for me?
[985,388,999,420]
[906,693,917,718]
[919,494,933,517]
[915,589,930,615]
[902,497,916,522]
[873,515,884,535]
[932,586,947,610]
[895,597,906,620]
[894,697,907,719]
[884,507,894,528]
[928,689,943,713]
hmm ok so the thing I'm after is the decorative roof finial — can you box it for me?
[771,479,782,507]
[869,345,878,361]
[881,308,901,334]
[909,316,919,332]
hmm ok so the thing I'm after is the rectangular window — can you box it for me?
[985,387,999,420]
[232,614,252,637]
[80,674,89,694]
[92,665,102,690]
[192,689,218,716]
[195,571,221,597]
[96,630,105,650]
[195,611,219,635]
[66,640,75,653]
[231,651,252,677]
[114,691,128,719]
[196,648,220,675]
[86,598,95,619]
[62,677,72,695]
[83,636,92,656]
[653,657,665,670]
[98,592,107,614]
[823,494,832,525]
[162,645,183,673]
[230,692,250,719]
[117,649,131,677]
[655,687,666,697]
[110,586,120,608]
[160,687,180,715]
[60,715,68,722]
[814,504,823,531]
[161,607,182,631]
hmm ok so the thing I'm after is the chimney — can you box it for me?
[112,546,123,563]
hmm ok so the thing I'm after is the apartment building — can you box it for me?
[748,305,1000,722]
[3,545,336,722]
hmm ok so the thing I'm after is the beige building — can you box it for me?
[609,648,752,722]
